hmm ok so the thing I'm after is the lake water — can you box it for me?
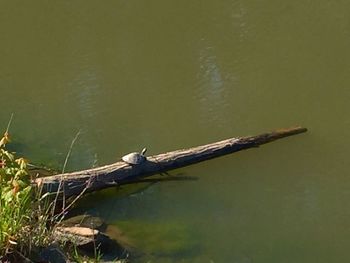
[1,1,350,262]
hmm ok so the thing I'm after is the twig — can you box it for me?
[62,130,81,174]
[5,113,14,133]
[51,130,81,220]
[54,177,93,220]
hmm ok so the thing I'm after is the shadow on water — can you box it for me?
[114,220,203,263]
[67,175,203,261]
[70,173,197,215]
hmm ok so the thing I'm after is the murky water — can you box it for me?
[1,1,350,262]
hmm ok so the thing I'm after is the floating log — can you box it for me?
[36,126,307,198]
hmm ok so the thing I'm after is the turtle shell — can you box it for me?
[122,152,146,165]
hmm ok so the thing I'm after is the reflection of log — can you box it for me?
[36,126,307,198]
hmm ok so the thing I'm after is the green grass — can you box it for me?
[0,131,32,258]
[0,131,55,261]
[0,130,104,262]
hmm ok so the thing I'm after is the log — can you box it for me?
[36,126,307,198]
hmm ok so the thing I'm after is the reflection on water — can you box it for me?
[230,0,249,43]
[1,0,350,262]
[70,67,100,121]
[196,44,227,128]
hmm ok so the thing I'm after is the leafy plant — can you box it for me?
[0,123,102,261]
[0,131,33,257]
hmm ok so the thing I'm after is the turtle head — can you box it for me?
[141,148,147,155]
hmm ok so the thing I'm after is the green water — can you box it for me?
[1,1,350,262]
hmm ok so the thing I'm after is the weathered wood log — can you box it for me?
[36,126,307,198]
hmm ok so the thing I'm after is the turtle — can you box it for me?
[122,148,147,165]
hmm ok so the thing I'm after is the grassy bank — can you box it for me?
[0,131,52,261]
[0,130,109,262]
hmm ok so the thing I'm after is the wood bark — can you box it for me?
[36,126,307,198]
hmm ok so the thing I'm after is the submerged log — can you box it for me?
[36,126,307,198]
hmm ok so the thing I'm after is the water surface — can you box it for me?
[1,1,350,262]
